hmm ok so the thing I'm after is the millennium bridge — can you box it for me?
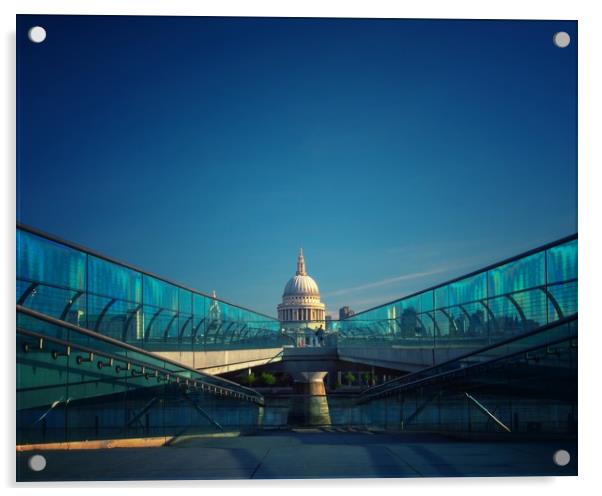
[16,224,577,479]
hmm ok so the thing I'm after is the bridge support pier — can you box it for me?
[291,371,327,395]
[288,371,330,426]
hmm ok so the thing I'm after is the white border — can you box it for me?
[2,1,601,494]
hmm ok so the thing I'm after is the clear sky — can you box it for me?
[17,16,577,317]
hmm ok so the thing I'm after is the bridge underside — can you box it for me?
[153,345,447,378]
[336,345,478,372]
[197,346,422,388]
[155,347,284,375]
[197,346,453,377]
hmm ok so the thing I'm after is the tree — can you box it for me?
[245,372,257,386]
[343,371,356,386]
[362,371,371,385]
[260,372,277,386]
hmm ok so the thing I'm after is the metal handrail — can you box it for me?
[17,305,264,404]
[465,393,512,433]
[358,332,577,404]
[359,314,577,402]
[18,325,262,404]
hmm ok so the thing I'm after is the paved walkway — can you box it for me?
[17,429,577,481]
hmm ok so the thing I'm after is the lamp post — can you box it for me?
[76,309,85,327]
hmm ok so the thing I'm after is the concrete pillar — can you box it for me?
[291,371,327,395]
[288,371,331,426]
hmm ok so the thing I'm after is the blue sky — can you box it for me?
[17,16,577,317]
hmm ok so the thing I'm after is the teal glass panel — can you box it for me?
[17,230,87,321]
[487,296,525,339]
[144,307,178,342]
[400,295,432,338]
[547,239,577,284]
[17,229,86,291]
[509,288,547,328]
[420,290,434,312]
[86,256,142,340]
[88,255,142,303]
[487,251,545,297]
[176,288,193,347]
[87,294,141,341]
[143,275,178,310]
[178,287,192,314]
[435,286,449,309]
[18,283,85,323]
[445,306,469,337]
[434,310,453,338]
[191,293,207,344]
[418,312,435,338]
[447,272,487,306]
[222,304,241,325]
[377,305,391,322]
[400,294,421,314]
[205,298,225,347]
[17,310,70,343]
[548,281,577,320]
[458,301,489,339]
[142,275,179,342]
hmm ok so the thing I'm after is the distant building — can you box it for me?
[339,306,355,320]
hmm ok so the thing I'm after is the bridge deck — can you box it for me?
[17,430,577,480]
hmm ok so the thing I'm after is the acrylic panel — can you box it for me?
[16,15,577,481]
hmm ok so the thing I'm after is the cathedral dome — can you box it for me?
[278,248,326,326]
[282,248,320,297]
[282,248,320,296]
[283,274,320,296]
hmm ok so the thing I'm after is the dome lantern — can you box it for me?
[296,248,307,276]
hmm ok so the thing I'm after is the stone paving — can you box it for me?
[17,429,577,481]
